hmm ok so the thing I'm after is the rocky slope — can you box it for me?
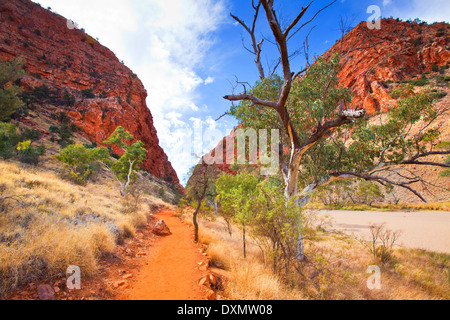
[324,18,449,113]
[0,0,180,186]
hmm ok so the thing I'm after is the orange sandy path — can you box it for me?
[118,210,207,300]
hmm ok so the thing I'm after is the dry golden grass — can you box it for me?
[181,207,450,300]
[179,208,304,300]
[0,159,152,298]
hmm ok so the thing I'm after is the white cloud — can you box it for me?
[204,76,215,85]
[123,0,227,183]
[33,0,228,184]
[35,0,139,61]
[382,0,392,7]
[387,0,450,23]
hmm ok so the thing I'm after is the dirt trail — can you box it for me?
[118,210,209,300]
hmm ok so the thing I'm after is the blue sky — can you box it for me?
[32,0,449,185]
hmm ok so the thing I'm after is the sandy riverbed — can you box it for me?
[314,210,450,254]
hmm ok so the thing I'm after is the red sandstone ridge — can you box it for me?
[323,18,450,113]
[0,0,180,187]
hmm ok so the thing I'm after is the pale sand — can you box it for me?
[315,210,450,254]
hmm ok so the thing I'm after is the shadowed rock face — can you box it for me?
[0,0,181,188]
[323,18,449,113]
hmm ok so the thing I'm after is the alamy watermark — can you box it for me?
[201,128,280,176]
[66,265,81,290]
[367,5,382,30]
[366,265,381,290]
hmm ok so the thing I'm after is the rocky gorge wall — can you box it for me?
[0,0,180,186]
[324,18,449,113]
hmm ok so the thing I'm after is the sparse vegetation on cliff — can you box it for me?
[0,58,25,121]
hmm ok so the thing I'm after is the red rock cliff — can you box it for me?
[323,18,449,113]
[0,0,180,186]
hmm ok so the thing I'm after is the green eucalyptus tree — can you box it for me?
[103,127,147,196]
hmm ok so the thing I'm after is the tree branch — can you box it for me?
[230,1,265,80]
[215,112,232,122]
[223,93,279,109]
[405,150,450,162]
[299,107,366,153]
[286,1,337,42]
[283,1,313,38]
[330,171,428,203]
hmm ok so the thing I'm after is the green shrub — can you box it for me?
[410,74,429,86]
[55,144,105,184]
[81,88,95,99]
[11,105,30,119]
[84,142,97,149]
[31,84,55,102]
[17,140,45,165]
[439,155,450,178]
[63,90,76,106]
[356,181,385,206]
[0,58,25,121]
[429,89,447,101]
[0,123,21,159]
[390,83,414,99]
[20,128,41,141]
[49,112,79,146]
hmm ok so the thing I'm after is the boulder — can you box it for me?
[37,284,55,300]
[152,220,171,236]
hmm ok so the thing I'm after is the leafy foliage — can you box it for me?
[56,143,108,184]
[216,172,302,271]
[0,123,21,159]
[49,112,79,147]
[355,181,385,205]
[81,88,95,99]
[0,124,44,163]
[230,54,352,154]
[312,180,354,206]
[225,47,447,207]
[56,127,146,193]
[16,140,45,165]
[103,127,147,195]
[390,83,414,99]
[0,58,25,121]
